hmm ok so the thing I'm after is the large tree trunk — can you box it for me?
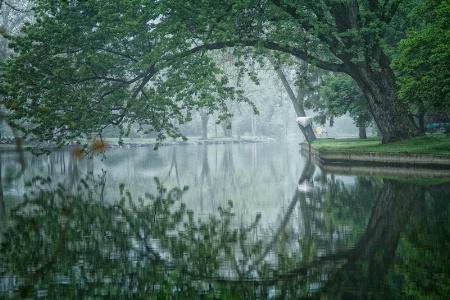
[335,1,423,143]
[347,55,421,143]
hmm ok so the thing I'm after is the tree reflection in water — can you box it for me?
[0,155,448,299]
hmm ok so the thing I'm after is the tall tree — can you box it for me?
[393,0,450,130]
[1,0,421,150]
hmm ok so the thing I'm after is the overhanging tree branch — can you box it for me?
[187,40,346,73]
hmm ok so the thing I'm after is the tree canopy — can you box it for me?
[0,0,255,151]
[1,0,424,150]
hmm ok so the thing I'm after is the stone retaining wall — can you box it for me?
[301,142,450,169]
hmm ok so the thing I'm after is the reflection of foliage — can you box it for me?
[1,171,447,299]
[323,177,380,241]
[0,176,266,298]
[314,179,420,299]
[388,187,450,299]
[308,175,380,253]
[1,176,188,298]
[0,173,362,299]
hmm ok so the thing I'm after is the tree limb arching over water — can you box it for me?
[1,0,423,151]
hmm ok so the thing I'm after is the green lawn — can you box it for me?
[312,134,450,155]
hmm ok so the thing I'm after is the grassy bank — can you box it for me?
[312,134,450,155]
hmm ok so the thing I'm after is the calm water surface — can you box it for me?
[0,142,449,299]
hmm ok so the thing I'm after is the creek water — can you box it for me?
[0,142,448,299]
